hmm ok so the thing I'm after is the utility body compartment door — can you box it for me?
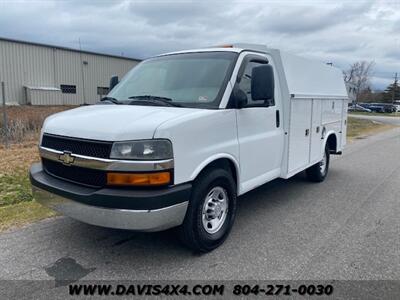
[322,99,344,151]
[288,99,312,173]
[310,99,323,164]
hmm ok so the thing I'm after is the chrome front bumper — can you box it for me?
[32,186,188,232]
[30,162,191,232]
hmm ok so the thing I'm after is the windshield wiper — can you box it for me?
[99,96,123,105]
[128,95,181,107]
[128,95,173,102]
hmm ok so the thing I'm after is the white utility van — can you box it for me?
[30,44,348,252]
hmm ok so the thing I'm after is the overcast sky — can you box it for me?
[0,0,398,90]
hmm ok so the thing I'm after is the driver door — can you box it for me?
[235,54,284,193]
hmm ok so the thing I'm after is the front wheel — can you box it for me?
[306,144,330,182]
[179,168,237,253]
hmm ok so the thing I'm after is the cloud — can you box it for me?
[128,1,221,25]
[0,0,398,90]
[254,1,373,34]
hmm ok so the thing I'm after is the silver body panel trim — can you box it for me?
[39,146,174,171]
[32,186,188,232]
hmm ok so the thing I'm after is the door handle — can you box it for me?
[276,110,280,128]
[305,129,310,136]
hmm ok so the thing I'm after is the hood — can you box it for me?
[43,104,200,141]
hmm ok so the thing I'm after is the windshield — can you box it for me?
[108,51,238,108]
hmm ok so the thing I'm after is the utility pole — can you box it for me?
[79,38,87,105]
[1,82,9,149]
[392,72,398,104]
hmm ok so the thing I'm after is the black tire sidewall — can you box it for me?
[320,145,330,178]
[187,168,237,250]
[305,143,330,182]
[196,177,235,242]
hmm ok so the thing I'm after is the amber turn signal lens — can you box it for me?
[107,172,171,186]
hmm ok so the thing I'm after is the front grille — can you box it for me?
[42,158,106,187]
[41,134,112,159]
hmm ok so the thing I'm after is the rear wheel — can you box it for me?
[306,144,330,182]
[179,168,237,252]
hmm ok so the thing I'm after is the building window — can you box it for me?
[97,87,109,95]
[60,84,76,94]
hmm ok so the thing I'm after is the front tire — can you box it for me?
[306,144,330,182]
[179,168,237,253]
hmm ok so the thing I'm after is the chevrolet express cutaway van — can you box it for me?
[30,44,348,252]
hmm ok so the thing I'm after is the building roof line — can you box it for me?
[0,36,142,61]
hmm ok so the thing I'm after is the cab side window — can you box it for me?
[238,61,275,107]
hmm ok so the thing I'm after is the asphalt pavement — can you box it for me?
[1,127,399,285]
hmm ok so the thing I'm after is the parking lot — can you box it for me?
[0,127,399,287]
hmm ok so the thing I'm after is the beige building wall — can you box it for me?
[0,38,140,105]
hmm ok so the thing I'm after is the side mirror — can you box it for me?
[109,75,119,91]
[231,86,248,109]
[251,65,274,101]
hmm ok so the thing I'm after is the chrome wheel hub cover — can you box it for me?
[202,186,229,234]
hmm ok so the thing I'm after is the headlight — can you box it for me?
[110,139,173,160]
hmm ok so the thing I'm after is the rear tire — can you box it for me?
[179,168,237,253]
[306,144,330,182]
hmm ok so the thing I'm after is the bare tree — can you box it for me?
[343,61,375,105]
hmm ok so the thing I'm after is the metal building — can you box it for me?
[0,37,141,105]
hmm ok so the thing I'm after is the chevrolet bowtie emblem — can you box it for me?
[59,151,75,166]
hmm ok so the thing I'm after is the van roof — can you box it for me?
[158,43,348,99]
[157,47,242,57]
[158,43,271,56]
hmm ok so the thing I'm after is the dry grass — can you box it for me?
[0,141,40,173]
[347,117,396,141]
[0,201,56,232]
[0,105,74,143]
[349,111,400,117]
[0,139,58,232]
[0,106,74,232]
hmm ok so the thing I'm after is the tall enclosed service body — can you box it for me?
[265,49,348,178]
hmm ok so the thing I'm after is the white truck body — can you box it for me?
[31,44,348,251]
[42,45,347,194]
